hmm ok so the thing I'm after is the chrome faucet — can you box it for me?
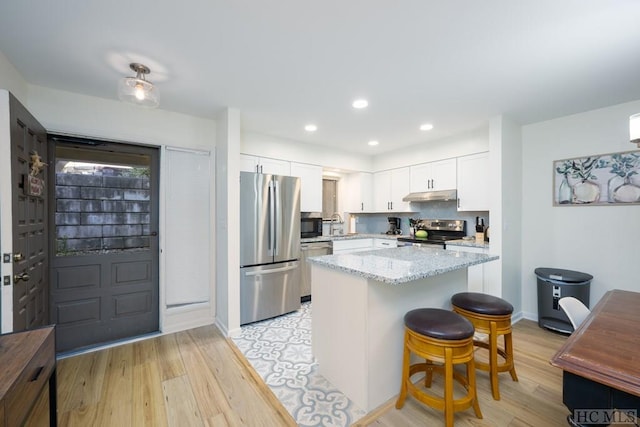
[329,213,343,235]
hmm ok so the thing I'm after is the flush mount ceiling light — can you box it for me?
[118,63,160,108]
[352,99,368,109]
[630,114,640,147]
[419,123,434,131]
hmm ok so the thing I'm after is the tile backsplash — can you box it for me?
[348,200,488,237]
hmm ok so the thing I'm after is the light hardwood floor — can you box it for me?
[30,319,572,426]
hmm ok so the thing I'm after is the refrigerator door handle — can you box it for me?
[244,264,298,276]
[273,179,280,257]
[268,180,275,256]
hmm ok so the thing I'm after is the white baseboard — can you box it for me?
[162,302,215,335]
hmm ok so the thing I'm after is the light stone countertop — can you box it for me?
[308,246,499,285]
[301,233,399,244]
[446,239,490,249]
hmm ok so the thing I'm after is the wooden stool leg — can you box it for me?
[467,359,483,419]
[424,360,434,387]
[489,321,500,400]
[396,332,410,409]
[444,347,454,427]
[505,331,518,382]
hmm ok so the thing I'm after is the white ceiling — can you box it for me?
[1,1,640,154]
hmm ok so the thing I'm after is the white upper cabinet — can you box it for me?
[373,167,411,212]
[240,154,291,176]
[457,152,489,211]
[344,172,373,212]
[409,158,457,192]
[290,162,323,212]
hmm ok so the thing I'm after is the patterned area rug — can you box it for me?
[232,303,366,426]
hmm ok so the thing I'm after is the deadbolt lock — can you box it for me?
[13,253,24,262]
[13,272,30,283]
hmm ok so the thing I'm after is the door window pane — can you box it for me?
[54,147,151,256]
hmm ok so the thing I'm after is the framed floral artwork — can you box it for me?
[553,150,640,205]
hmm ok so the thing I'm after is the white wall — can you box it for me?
[521,100,640,319]
[216,108,241,336]
[242,131,373,172]
[27,85,215,150]
[487,116,522,313]
[0,91,12,330]
[372,127,489,172]
[0,50,28,103]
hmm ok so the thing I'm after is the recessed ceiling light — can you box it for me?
[419,123,434,131]
[368,140,379,146]
[304,124,317,132]
[352,99,368,109]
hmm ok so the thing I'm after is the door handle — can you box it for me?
[245,264,298,276]
[13,253,24,262]
[14,272,30,283]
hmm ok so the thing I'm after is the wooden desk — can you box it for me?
[0,326,56,427]
[551,290,640,424]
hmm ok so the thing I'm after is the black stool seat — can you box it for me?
[451,292,513,316]
[404,308,474,340]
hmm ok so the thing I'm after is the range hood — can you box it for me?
[402,189,457,202]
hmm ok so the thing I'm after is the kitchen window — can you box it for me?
[322,178,337,219]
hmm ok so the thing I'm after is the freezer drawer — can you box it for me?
[240,261,301,325]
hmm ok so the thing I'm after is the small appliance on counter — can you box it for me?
[397,219,466,248]
[386,217,402,235]
[301,212,323,238]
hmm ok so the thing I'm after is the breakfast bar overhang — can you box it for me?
[309,246,499,412]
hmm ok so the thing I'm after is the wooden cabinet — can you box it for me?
[0,326,57,427]
[290,162,323,212]
[344,172,373,212]
[240,154,291,176]
[457,152,489,211]
[373,167,411,212]
[409,158,456,193]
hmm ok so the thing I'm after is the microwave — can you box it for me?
[301,213,323,238]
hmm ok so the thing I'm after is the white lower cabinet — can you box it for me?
[331,238,397,254]
[331,238,374,254]
[446,244,488,293]
[373,238,397,249]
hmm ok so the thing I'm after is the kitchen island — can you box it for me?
[308,246,498,412]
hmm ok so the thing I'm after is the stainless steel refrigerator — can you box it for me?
[240,171,301,324]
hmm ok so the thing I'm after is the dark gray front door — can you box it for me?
[10,94,49,331]
[48,136,159,352]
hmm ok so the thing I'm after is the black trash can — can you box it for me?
[535,267,593,334]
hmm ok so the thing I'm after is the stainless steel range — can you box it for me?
[397,219,466,248]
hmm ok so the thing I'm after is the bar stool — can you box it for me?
[396,308,482,427]
[451,292,518,400]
